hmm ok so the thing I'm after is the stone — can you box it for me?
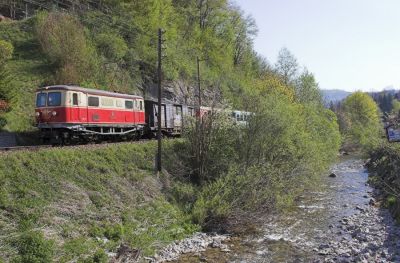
[355,206,365,212]
[319,244,330,249]
[329,173,337,178]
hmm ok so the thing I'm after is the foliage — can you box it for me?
[184,111,238,184]
[94,33,128,61]
[367,144,400,220]
[36,11,99,84]
[391,99,400,115]
[180,89,340,228]
[295,69,323,106]
[340,91,382,151]
[13,231,54,263]
[0,39,13,67]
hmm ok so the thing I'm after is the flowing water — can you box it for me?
[225,158,372,262]
[175,158,398,263]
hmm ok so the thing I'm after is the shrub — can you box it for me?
[13,231,54,263]
[81,249,108,263]
[35,11,99,84]
[0,40,13,67]
[95,33,128,61]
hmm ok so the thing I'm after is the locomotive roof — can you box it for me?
[37,85,143,100]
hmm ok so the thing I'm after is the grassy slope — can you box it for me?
[0,18,51,132]
[0,141,198,262]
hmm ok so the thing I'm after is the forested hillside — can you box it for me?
[2,0,323,132]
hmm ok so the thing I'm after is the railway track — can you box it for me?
[0,138,172,152]
[0,145,53,152]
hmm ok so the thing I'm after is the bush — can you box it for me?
[13,231,54,263]
[36,11,99,84]
[367,145,400,220]
[180,92,341,229]
[95,33,128,61]
[0,40,13,66]
[81,249,108,263]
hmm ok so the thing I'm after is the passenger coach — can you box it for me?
[35,85,145,144]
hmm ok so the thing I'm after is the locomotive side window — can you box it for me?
[48,92,61,106]
[36,93,47,107]
[88,96,99,107]
[72,93,78,106]
[125,100,133,109]
[101,97,114,107]
[139,101,143,111]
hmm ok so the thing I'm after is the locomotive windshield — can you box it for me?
[36,93,47,107]
[48,92,61,106]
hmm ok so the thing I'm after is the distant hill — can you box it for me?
[321,89,351,103]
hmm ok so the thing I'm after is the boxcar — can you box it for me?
[35,85,145,143]
[144,100,195,137]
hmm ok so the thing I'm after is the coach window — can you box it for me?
[125,100,133,109]
[88,96,99,107]
[101,97,114,107]
[72,93,78,106]
[36,93,47,107]
[48,92,61,106]
[116,100,123,108]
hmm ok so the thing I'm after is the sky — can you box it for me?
[234,0,400,92]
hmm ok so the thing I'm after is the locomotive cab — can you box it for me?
[35,89,67,125]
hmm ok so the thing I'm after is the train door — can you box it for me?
[154,103,166,128]
[133,99,139,124]
[138,100,144,123]
[79,93,88,123]
[174,105,182,129]
[124,100,134,123]
[71,92,79,122]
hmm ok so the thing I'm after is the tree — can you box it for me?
[341,91,381,150]
[391,99,400,116]
[275,47,299,86]
[295,69,323,105]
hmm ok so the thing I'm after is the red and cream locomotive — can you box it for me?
[35,85,146,144]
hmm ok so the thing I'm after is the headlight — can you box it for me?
[52,111,57,116]
[35,112,40,117]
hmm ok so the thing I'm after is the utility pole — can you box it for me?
[195,56,202,182]
[25,3,28,19]
[157,28,163,173]
[196,56,202,113]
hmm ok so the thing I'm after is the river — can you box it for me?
[173,158,400,263]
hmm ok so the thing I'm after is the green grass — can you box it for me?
[0,141,199,262]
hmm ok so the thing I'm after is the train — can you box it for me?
[35,85,250,144]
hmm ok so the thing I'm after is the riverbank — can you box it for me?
[367,144,400,221]
[163,158,400,262]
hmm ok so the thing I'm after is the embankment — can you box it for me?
[0,141,199,262]
[367,144,400,221]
